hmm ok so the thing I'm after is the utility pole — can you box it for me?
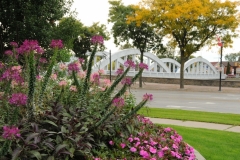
[219,41,224,91]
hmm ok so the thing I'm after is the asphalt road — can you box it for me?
[130,89,240,114]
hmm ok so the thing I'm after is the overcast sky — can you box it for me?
[71,0,240,62]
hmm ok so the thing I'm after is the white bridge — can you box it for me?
[90,49,226,79]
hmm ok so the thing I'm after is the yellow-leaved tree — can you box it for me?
[128,0,240,88]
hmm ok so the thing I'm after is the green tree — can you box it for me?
[72,22,110,69]
[108,0,164,87]
[128,0,240,88]
[0,0,73,58]
[225,52,240,62]
[53,16,84,50]
[226,62,231,75]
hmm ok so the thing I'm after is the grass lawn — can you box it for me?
[160,124,240,160]
[138,108,240,125]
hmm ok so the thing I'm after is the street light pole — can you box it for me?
[219,41,224,91]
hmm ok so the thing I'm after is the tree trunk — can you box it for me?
[139,51,144,88]
[180,52,185,89]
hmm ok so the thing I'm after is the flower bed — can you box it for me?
[0,36,196,159]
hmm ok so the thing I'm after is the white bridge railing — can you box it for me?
[90,49,226,80]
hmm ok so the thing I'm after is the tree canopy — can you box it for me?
[108,0,165,87]
[0,0,73,57]
[128,0,240,88]
[225,52,240,62]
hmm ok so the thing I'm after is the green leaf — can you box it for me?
[61,126,68,134]
[55,144,68,154]
[43,120,58,127]
[69,148,75,158]
[25,133,40,142]
[47,156,54,160]
[11,147,22,160]
[28,150,41,160]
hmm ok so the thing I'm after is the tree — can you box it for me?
[53,16,84,50]
[108,0,164,87]
[0,0,73,58]
[128,0,240,88]
[225,52,240,62]
[226,62,231,75]
[72,22,110,69]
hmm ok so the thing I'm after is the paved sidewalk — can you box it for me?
[148,118,240,133]
[130,82,240,93]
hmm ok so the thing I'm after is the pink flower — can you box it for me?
[164,127,172,132]
[98,69,105,75]
[149,146,157,154]
[103,79,111,87]
[91,35,104,45]
[128,137,133,142]
[172,143,178,149]
[120,143,126,148]
[18,40,43,55]
[162,146,169,151]
[112,97,125,107]
[2,126,21,140]
[10,42,18,48]
[51,73,57,80]
[39,57,47,63]
[157,151,164,158]
[121,77,132,85]
[115,68,124,75]
[79,58,85,64]
[90,72,100,85]
[9,93,27,106]
[140,150,149,158]
[36,75,42,80]
[124,60,136,68]
[59,63,67,70]
[59,80,67,87]
[139,63,148,70]
[130,147,137,152]
[68,62,80,72]
[143,93,153,101]
[4,50,13,56]
[134,141,140,147]
[50,39,63,49]
[109,140,114,146]
[78,71,86,79]
[171,151,176,157]
[70,86,77,92]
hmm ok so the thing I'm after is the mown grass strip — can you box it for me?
[138,108,240,125]
[159,124,240,160]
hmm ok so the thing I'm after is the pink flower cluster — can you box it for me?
[118,115,196,159]
[10,42,18,48]
[112,97,125,107]
[90,72,100,85]
[17,40,44,55]
[68,62,80,72]
[0,66,23,83]
[91,35,104,45]
[4,50,13,56]
[2,126,21,140]
[143,93,153,101]
[8,93,28,106]
[115,68,124,75]
[79,58,85,64]
[50,39,64,49]
[121,77,132,86]
[139,63,148,70]
[124,60,136,69]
